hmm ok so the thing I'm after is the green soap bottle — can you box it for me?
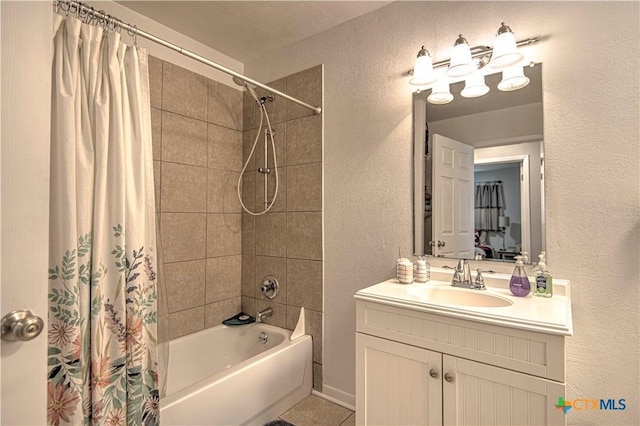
[534,252,553,298]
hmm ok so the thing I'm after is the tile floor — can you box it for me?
[272,394,355,426]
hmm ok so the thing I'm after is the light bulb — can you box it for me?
[461,73,490,98]
[498,66,530,91]
[410,46,438,86]
[427,80,454,104]
[489,23,524,69]
[447,35,475,78]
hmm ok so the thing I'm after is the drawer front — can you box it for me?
[356,300,565,382]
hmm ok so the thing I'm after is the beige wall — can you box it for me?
[240,66,324,390]
[246,2,640,423]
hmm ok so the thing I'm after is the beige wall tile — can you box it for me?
[208,124,243,172]
[207,169,241,213]
[241,172,255,212]
[255,167,286,213]
[286,65,322,121]
[287,212,322,260]
[255,212,287,257]
[313,363,323,393]
[205,255,242,303]
[153,160,161,213]
[151,107,161,161]
[208,79,243,130]
[161,111,208,167]
[148,55,162,109]
[286,114,322,166]
[161,213,206,263]
[256,78,287,124]
[205,297,241,328]
[243,90,257,131]
[161,162,207,213]
[287,259,323,312]
[255,299,286,328]
[255,256,287,302]
[287,163,322,212]
[164,260,205,313]
[242,254,255,298]
[255,121,286,169]
[169,306,204,339]
[206,213,242,257]
[241,296,256,316]
[162,62,207,121]
[242,213,255,255]
[243,130,257,171]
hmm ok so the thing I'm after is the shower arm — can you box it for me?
[56,0,322,115]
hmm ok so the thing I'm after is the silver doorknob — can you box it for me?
[444,372,455,383]
[1,310,44,341]
[437,241,446,248]
[429,368,439,379]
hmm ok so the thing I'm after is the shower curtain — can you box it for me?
[474,182,505,231]
[48,15,159,425]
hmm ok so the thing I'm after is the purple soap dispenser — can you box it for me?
[509,255,531,297]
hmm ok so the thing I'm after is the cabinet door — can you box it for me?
[356,333,442,426]
[443,355,565,426]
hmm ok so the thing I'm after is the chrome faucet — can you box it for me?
[257,307,273,323]
[451,259,486,290]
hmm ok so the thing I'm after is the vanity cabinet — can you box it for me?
[355,299,567,426]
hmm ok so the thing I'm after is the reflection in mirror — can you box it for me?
[413,65,544,264]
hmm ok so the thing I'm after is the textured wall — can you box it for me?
[240,66,324,390]
[245,2,640,423]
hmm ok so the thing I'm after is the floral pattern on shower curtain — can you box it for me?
[48,15,159,426]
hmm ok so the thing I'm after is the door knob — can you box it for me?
[429,368,439,379]
[437,241,446,248]
[1,310,44,341]
[444,372,455,383]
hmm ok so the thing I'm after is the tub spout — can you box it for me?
[257,307,273,323]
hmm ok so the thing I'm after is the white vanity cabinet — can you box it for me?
[355,298,568,426]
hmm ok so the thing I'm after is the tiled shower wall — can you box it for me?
[149,55,245,339]
[149,56,324,390]
[240,65,324,391]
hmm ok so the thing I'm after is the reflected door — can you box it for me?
[432,134,474,258]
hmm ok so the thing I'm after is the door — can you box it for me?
[432,134,475,258]
[442,355,565,426]
[1,2,51,424]
[356,333,442,425]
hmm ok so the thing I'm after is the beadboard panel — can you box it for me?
[356,300,565,382]
[443,355,565,426]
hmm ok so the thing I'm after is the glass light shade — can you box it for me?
[498,66,530,91]
[410,52,437,86]
[461,73,489,98]
[446,40,474,77]
[489,30,524,69]
[427,80,453,104]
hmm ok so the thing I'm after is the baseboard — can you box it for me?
[312,385,355,411]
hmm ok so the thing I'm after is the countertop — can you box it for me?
[355,267,573,336]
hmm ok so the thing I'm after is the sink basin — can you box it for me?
[409,287,514,308]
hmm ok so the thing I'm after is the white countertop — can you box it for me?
[355,267,573,336]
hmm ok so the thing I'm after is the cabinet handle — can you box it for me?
[444,372,455,383]
[429,368,439,379]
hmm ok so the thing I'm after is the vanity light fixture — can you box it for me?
[446,35,475,78]
[408,23,540,103]
[409,46,438,86]
[488,23,524,69]
[497,65,530,91]
[427,80,454,104]
[461,72,490,98]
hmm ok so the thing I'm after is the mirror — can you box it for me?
[413,65,544,263]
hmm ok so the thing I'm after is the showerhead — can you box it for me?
[232,76,247,87]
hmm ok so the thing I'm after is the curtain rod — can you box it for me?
[54,0,322,115]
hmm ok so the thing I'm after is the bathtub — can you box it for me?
[160,323,313,425]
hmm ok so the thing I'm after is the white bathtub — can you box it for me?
[160,323,313,425]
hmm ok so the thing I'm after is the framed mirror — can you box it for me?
[413,65,544,263]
